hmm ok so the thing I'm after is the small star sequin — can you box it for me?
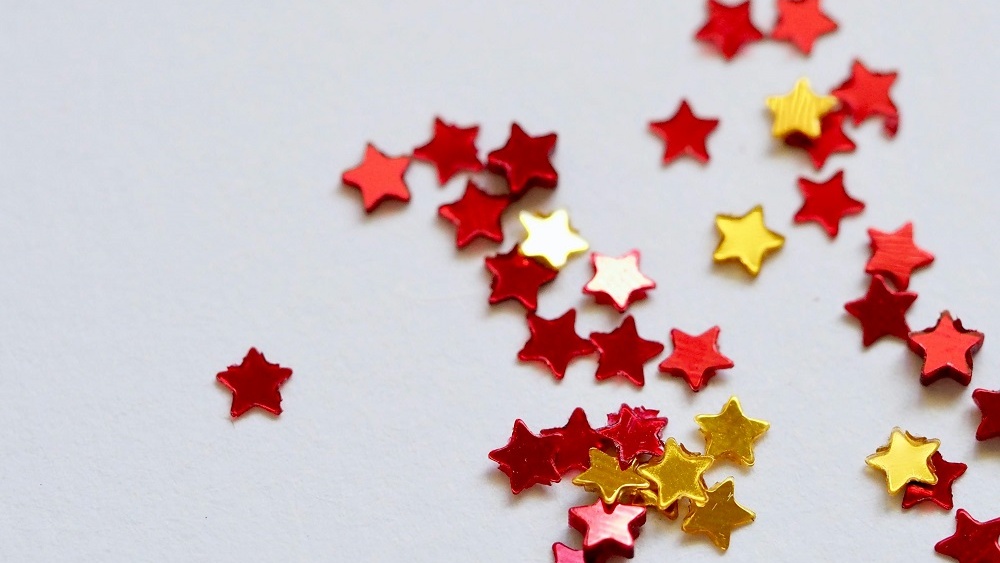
[793,170,865,238]
[637,438,713,509]
[488,419,561,494]
[484,247,558,311]
[582,250,656,312]
[785,110,857,169]
[902,452,967,510]
[658,326,734,391]
[832,59,900,137]
[695,396,769,466]
[589,316,665,387]
[771,0,838,55]
[551,543,585,563]
[649,100,720,164]
[695,0,764,60]
[572,448,651,504]
[865,428,939,494]
[908,311,984,386]
[766,78,838,139]
[599,404,669,465]
[486,123,558,196]
[518,209,589,269]
[866,222,934,290]
[713,205,784,276]
[541,408,611,475]
[935,509,1000,563]
[568,500,647,561]
[341,143,411,212]
[437,181,509,248]
[973,388,1000,441]
[844,275,917,347]
[216,348,293,418]
[681,478,755,551]
[517,310,596,380]
[412,117,484,184]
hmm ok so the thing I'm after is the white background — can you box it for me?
[0,2,998,561]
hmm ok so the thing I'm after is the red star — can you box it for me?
[973,388,1000,441]
[658,326,734,392]
[784,110,857,169]
[483,247,558,311]
[412,117,484,184]
[488,419,561,494]
[568,500,647,561]
[649,100,719,164]
[695,0,764,60]
[540,408,611,475]
[517,310,596,380]
[935,509,1000,563]
[216,348,293,418]
[831,59,900,137]
[606,405,663,426]
[437,181,509,248]
[341,144,411,213]
[908,311,984,386]
[599,404,668,465]
[793,170,865,238]
[844,275,917,347]
[771,0,838,55]
[486,123,558,196]
[865,222,934,290]
[552,543,585,563]
[902,452,967,510]
[589,316,664,387]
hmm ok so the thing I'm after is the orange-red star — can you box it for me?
[973,388,1000,441]
[793,170,865,238]
[412,117,483,184]
[865,222,934,290]
[658,326,734,391]
[341,143,411,212]
[216,348,293,418]
[568,500,647,561]
[832,59,900,137]
[844,275,917,347]
[935,509,1000,562]
[908,311,984,386]
[771,0,838,55]
[695,0,764,60]
[649,100,719,164]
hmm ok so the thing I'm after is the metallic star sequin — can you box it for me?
[341,143,411,212]
[582,250,656,312]
[908,311,984,386]
[766,78,838,139]
[637,438,713,509]
[518,209,588,269]
[695,397,769,466]
[572,448,651,504]
[681,478,755,551]
[713,205,784,276]
[216,348,293,418]
[865,428,939,494]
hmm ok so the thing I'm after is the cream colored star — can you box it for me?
[713,205,784,276]
[518,209,589,269]
[765,78,838,139]
[583,250,656,312]
[865,428,939,494]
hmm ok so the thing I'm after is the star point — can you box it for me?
[766,78,838,139]
[637,438,713,509]
[713,205,784,276]
[695,396,769,466]
[681,478,755,551]
[865,428,939,494]
[583,250,656,312]
[518,209,588,269]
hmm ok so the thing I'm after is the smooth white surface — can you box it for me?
[0,2,998,561]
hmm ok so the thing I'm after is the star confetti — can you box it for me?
[216,348,293,418]
[488,419,561,494]
[865,428,939,495]
[437,181,509,248]
[518,209,589,269]
[572,448,651,504]
[902,452,967,510]
[866,222,934,290]
[681,478,755,551]
[844,275,917,346]
[649,100,719,164]
[713,205,784,276]
[935,509,1000,563]
[658,326,734,391]
[484,247,557,311]
[695,396,769,466]
[793,170,865,238]
[412,117,483,184]
[341,143,411,212]
[517,309,595,380]
[832,59,900,137]
[589,316,665,387]
[695,0,764,60]
[582,250,656,312]
[771,0,838,55]
[784,110,857,169]
[637,438,713,508]
[486,123,558,196]
[568,500,646,561]
[551,543,585,563]
[766,78,838,139]
[973,388,1000,441]
[908,311,984,386]
[540,408,611,475]
[599,404,669,465]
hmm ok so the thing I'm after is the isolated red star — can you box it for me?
[658,326,734,391]
[589,316,664,387]
[583,250,656,312]
[935,509,1000,563]
[568,500,647,561]
[599,404,668,465]
[517,309,596,380]
[784,110,857,169]
[771,0,838,55]
[341,144,411,212]
[488,419,562,494]
[908,311,984,386]
[412,117,484,184]
[552,543,585,563]
[844,275,917,347]
[541,408,612,475]
[483,247,558,311]
[695,0,764,60]
[649,100,719,164]
[832,59,900,137]
[216,348,293,418]
[973,388,1000,441]
[865,222,934,290]
[437,181,509,248]
[486,123,558,196]
[902,452,967,510]
[793,170,865,238]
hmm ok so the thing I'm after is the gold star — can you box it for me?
[572,448,650,504]
[518,209,589,269]
[636,438,713,509]
[713,205,784,276]
[866,428,939,494]
[695,396,770,466]
[681,478,755,551]
[765,77,838,139]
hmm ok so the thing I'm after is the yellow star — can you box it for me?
[695,396,770,466]
[518,209,589,269]
[713,205,784,276]
[572,448,650,504]
[636,438,713,509]
[765,77,838,139]
[681,478,755,551]
[865,428,939,494]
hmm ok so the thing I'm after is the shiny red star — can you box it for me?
[695,0,764,60]
[582,250,656,312]
[341,144,411,213]
[437,181,509,248]
[599,404,668,465]
[216,348,293,418]
[908,311,984,386]
[784,110,857,169]
[902,452,967,510]
[568,500,647,561]
[552,543,585,563]
[541,408,612,475]
[517,310,596,380]
[488,419,562,494]
[412,117,484,184]
[865,222,934,290]
[935,509,1000,563]
[649,100,719,164]
[831,59,900,137]
[606,405,663,426]
[658,326,734,392]
[483,247,558,311]
[793,170,865,238]
[844,275,917,347]
[589,316,664,387]
[771,0,838,55]
[486,123,558,196]
[973,388,1000,441]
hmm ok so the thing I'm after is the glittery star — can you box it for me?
[599,404,668,466]
[695,396,769,466]
[844,275,917,347]
[589,316,665,387]
[832,59,900,137]
[216,348,293,418]
[935,509,1000,563]
[766,78,838,139]
[771,0,838,55]
[695,0,764,60]
[341,144,411,213]
[488,419,561,494]
[865,222,934,290]
[518,209,588,269]
[486,123,558,196]
[713,205,784,276]
[793,170,865,238]
[483,247,558,312]
[518,309,595,380]
[649,100,719,164]
[973,388,1000,441]
[785,110,857,169]
[572,448,651,504]
[583,250,656,312]
[902,452,967,510]
[637,438,713,508]
[865,428,939,494]
[681,478,755,551]
[568,500,646,561]
[908,311,984,386]
[412,117,484,184]
[437,181,509,248]
[658,326,734,391]
[540,408,611,475]
[551,543,585,563]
